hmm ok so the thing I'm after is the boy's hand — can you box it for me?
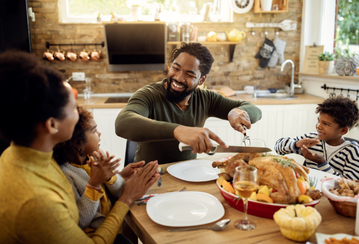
[120,161,145,181]
[296,138,320,148]
[301,145,326,165]
[87,150,121,188]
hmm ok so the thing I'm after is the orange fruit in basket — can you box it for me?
[297,179,307,195]
[257,193,274,203]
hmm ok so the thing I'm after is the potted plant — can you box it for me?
[334,47,358,76]
[317,52,335,74]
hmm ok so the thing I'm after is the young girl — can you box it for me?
[53,106,153,236]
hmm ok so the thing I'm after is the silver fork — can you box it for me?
[137,187,187,205]
[242,125,251,146]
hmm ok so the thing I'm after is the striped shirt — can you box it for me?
[275,132,359,180]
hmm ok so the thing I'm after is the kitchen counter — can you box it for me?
[77,93,324,109]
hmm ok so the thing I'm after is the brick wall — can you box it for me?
[28,0,302,93]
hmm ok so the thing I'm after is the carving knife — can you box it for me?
[178,142,271,153]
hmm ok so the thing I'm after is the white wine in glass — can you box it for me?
[233,165,258,231]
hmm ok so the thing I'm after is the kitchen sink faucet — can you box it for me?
[281,59,301,96]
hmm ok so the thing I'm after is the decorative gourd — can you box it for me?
[273,205,322,242]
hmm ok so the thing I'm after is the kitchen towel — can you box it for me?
[268,36,287,67]
[255,37,276,68]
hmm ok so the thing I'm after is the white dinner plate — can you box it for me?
[146,191,224,227]
[316,233,359,244]
[167,160,220,182]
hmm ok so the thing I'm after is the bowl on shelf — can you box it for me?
[216,180,320,219]
[268,88,278,93]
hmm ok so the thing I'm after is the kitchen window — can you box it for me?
[335,0,359,54]
[299,0,359,72]
[59,0,222,23]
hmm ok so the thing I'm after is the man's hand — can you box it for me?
[301,145,326,165]
[174,126,227,154]
[228,108,251,135]
[296,138,320,148]
[120,161,145,181]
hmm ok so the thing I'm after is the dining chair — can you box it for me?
[124,140,138,167]
[344,137,359,144]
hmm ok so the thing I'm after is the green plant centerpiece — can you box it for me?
[334,47,358,76]
[317,52,335,75]
[318,52,335,61]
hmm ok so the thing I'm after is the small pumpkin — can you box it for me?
[273,204,322,242]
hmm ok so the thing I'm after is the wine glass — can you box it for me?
[242,138,266,147]
[232,165,258,231]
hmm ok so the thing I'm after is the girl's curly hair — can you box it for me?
[170,42,214,77]
[315,96,359,129]
[53,106,93,165]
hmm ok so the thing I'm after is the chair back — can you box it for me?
[124,140,138,166]
[344,137,359,144]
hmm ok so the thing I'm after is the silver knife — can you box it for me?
[178,143,271,153]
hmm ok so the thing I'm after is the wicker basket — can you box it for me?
[327,198,357,218]
[322,177,357,218]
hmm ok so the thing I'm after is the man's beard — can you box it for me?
[165,78,196,104]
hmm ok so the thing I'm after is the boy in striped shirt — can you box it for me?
[275,96,359,180]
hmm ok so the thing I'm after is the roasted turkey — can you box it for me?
[213,153,310,204]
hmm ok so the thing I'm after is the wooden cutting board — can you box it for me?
[213,86,237,97]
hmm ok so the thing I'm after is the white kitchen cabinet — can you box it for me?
[198,104,318,158]
[91,104,318,164]
[92,108,126,171]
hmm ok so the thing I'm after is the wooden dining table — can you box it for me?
[123,153,356,244]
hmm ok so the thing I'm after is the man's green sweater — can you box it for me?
[115,80,262,164]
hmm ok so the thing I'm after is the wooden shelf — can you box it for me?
[167,41,244,62]
[300,72,359,81]
[254,0,288,13]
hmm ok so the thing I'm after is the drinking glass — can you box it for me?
[246,139,266,147]
[85,78,92,92]
[232,165,258,231]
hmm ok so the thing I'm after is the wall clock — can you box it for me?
[230,0,254,14]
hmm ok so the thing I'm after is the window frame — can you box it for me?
[299,0,336,72]
[59,0,99,23]
[59,0,232,24]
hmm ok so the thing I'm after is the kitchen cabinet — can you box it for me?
[92,104,318,164]
[0,0,32,52]
[197,104,317,158]
[92,108,127,170]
